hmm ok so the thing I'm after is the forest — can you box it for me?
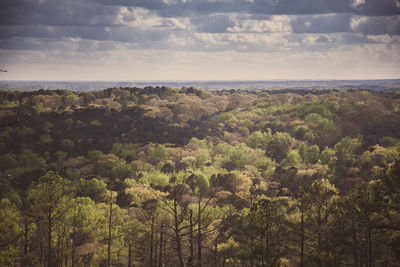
[0,86,399,266]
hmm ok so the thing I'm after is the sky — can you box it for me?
[0,0,399,81]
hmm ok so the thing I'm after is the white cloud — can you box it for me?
[352,0,365,8]
[227,16,292,33]
[0,0,399,80]
[350,16,368,30]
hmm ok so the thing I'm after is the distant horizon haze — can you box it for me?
[2,79,399,91]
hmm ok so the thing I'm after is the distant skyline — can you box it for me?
[1,0,399,80]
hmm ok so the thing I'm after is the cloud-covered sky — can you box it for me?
[1,0,399,80]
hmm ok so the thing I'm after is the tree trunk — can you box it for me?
[189,209,194,267]
[128,242,132,267]
[175,222,185,267]
[174,200,185,267]
[360,230,366,267]
[352,204,358,267]
[107,193,113,267]
[158,224,163,267]
[300,207,304,267]
[155,226,158,267]
[368,228,372,267]
[250,238,254,267]
[40,240,44,265]
[48,210,53,267]
[71,213,76,267]
[261,236,264,266]
[56,233,61,266]
[214,237,218,267]
[198,198,202,267]
[22,221,29,267]
[266,228,269,265]
[277,227,281,258]
[317,203,322,265]
[150,216,154,267]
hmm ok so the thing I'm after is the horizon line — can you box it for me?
[1,78,400,82]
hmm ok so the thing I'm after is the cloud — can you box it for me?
[191,14,237,33]
[353,0,400,16]
[0,24,171,44]
[100,0,400,17]
[0,0,124,26]
[351,16,400,35]
[0,0,399,80]
[291,14,352,33]
[290,14,400,35]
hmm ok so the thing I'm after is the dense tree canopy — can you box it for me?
[0,86,399,266]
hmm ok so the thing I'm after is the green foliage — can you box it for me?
[294,101,336,118]
[88,150,103,163]
[65,118,74,128]
[65,167,80,180]
[298,143,320,164]
[27,171,72,266]
[110,142,137,162]
[61,138,75,150]
[224,145,248,171]
[76,178,107,202]
[40,134,53,144]
[189,137,212,149]
[0,87,399,267]
[0,99,18,108]
[56,150,68,164]
[64,93,79,106]
[284,149,302,168]
[320,147,336,165]
[267,131,295,161]
[361,145,399,168]
[0,153,17,170]
[246,129,272,149]
[90,119,102,127]
[334,136,362,164]
[210,172,241,193]
[213,112,237,124]
[112,162,134,179]
[186,174,208,196]
[304,113,323,124]
[317,118,340,137]
[0,198,22,246]
[305,113,340,146]
[194,149,210,169]
[149,144,169,164]
[0,198,22,265]
[145,171,170,187]
[19,149,46,169]
[28,172,70,212]
[42,122,53,133]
